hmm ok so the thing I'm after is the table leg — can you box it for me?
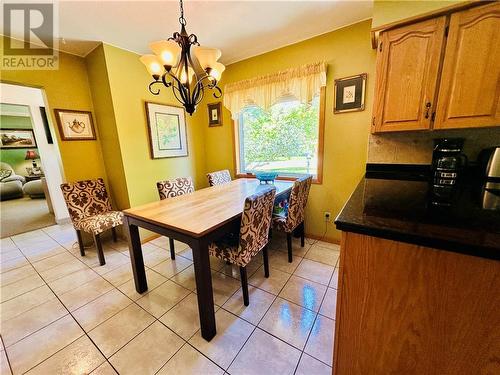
[123,216,148,293]
[191,238,216,341]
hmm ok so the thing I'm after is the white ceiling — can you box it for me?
[7,0,373,65]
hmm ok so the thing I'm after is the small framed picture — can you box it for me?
[145,101,188,159]
[0,129,37,149]
[54,109,96,140]
[334,73,367,114]
[207,102,222,127]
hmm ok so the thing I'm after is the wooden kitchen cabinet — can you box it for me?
[434,3,500,129]
[372,2,500,133]
[372,17,446,132]
[333,232,500,374]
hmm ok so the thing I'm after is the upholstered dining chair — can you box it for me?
[60,178,123,266]
[272,175,312,263]
[207,169,232,186]
[156,176,195,259]
[209,186,276,306]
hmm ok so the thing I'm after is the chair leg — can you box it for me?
[94,233,106,266]
[239,266,249,306]
[76,230,85,256]
[300,221,305,248]
[111,227,118,242]
[169,238,175,260]
[262,246,270,278]
[286,233,293,263]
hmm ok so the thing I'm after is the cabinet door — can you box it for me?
[434,3,500,129]
[372,17,446,133]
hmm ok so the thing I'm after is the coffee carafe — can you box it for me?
[431,138,467,205]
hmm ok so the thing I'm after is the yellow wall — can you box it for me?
[203,20,376,242]
[0,40,107,183]
[85,45,130,209]
[100,44,207,208]
[372,0,468,28]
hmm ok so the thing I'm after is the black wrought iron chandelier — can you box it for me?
[140,0,224,115]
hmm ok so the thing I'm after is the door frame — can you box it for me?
[1,82,70,223]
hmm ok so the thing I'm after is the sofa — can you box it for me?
[0,162,26,201]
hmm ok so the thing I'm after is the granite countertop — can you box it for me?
[335,166,500,260]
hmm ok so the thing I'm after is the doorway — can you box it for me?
[0,83,69,237]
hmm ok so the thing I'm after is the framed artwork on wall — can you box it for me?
[0,129,37,149]
[334,73,367,113]
[145,102,188,159]
[54,109,96,140]
[207,102,223,127]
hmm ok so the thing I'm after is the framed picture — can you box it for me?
[54,109,96,140]
[145,102,188,159]
[0,129,37,149]
[207,102,222,127]
[334,73,367,113]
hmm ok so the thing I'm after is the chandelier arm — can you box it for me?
[148,81,162,95]
[167,70,190,104]
[194,83,206,106]
[212,85,223,99]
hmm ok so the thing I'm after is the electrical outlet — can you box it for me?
[324,211,331,222]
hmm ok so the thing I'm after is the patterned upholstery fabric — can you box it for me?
[272,175,312,233]
[60,178,122,235]
[209,186,276,267]
[207,170,232,186]
[74,211,123,235]
[157,177,194,200]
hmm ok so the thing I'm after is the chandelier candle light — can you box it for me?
[140,0,225,115]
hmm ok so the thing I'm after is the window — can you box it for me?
[235,89,324,182]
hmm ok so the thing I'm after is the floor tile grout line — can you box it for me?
[6,229,334,373]
[0,335,14,375]
[224,245,306,372]
[293,268,334,374]
[6,232,129,375]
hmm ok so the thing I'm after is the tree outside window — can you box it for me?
[238,96,320,177]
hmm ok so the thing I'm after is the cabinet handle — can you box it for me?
[424,102,432,119]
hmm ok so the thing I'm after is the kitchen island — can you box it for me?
[333,167,500,374]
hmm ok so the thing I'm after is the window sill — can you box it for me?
[235,173,322,185]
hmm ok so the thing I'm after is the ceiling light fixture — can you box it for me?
[141,0,225,115]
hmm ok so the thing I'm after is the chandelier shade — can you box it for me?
[140,0,224,115]
[149,40,181,68]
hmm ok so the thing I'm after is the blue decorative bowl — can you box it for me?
[255,172,278,184]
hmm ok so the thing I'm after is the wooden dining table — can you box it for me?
[123,178,293,341]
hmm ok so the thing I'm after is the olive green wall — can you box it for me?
[372,0,468,28]
[0,115,39,175]
[1,39,108,183]
[202,20,376,242]
[85,45,130,210]
[99,43,208,209]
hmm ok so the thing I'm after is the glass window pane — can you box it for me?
[239,96,320,177]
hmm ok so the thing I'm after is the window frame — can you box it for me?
[232,87,325,184]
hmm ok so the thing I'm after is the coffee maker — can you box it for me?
[430,138,467,206]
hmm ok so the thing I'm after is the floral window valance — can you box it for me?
[223,62,327,119]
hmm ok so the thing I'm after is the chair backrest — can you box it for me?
[157,177,194,200]
[238,186,276,264]
[207,169,231,186]
[285,175,312,231]
[60,178,112,223]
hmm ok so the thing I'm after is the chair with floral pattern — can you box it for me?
[60,178,123,265]
[208,186,276,306]
[156,176,194,259]
[207,169,232,186]
[272,175,312,263]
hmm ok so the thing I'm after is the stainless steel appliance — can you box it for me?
[478,146,500,210]
[430,138,467,205]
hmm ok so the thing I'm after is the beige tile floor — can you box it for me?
[0,224,339,375]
